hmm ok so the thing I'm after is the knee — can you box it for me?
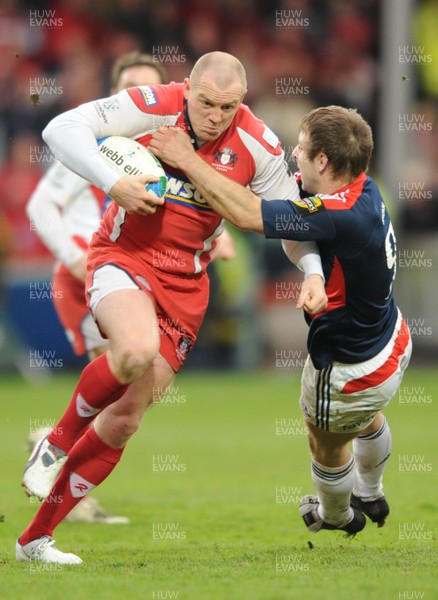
[111,340,159,383]
[100,412,143,446]
[114,413,142,443]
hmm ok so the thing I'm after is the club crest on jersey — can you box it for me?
[213,147,238,170]
[292,196,325,214]
[176,335,194,362]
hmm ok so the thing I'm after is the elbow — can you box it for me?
[232,213,251,231]
[233,212,264,234]
[25,196,42,229]
[234,196,264,233]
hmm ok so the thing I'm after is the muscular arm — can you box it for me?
[150,128,335,242]
[150,127,328,314]
[150,127,270,231]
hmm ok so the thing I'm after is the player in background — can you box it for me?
[25,52,167,525]
[17,52,327,564]
[149,105,412,535]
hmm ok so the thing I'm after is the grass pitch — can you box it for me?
[0,368,436,599]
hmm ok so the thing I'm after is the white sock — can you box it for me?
[311,457,356,526]
[352,418,391,501]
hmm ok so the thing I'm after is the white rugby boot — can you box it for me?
[22,435,67,500]
[25,429,129,524]
[16,536,82,564]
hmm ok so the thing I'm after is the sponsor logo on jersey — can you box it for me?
[213,146,238,170]
[138,86,158,107]
[176,335,194,362]
[292,196,324,213]
[165,175,213,211]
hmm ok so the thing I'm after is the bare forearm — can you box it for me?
[183,154,264,233]
[150,126,264,231]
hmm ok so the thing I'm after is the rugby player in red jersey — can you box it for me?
[17,52,327,563]
[26,52,168,525]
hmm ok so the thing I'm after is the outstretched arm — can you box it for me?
[150,127,327,315]
[150,127,264,232]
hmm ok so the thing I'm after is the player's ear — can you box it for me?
[183,78,191,100]
[317,153,329,174]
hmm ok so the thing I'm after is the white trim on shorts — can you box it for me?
[87,263,148,317]
[299,310,412,433]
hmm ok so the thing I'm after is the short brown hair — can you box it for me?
[300,106,373,178]
[111,52,167,88]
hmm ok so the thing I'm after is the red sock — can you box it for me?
[20,427,124,545]
[49,353,128,453]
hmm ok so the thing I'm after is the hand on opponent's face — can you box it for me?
[149,127,195,170]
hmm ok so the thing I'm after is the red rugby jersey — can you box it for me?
[93,83,297,275]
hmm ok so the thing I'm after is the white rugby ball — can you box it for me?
[98,135,167,197]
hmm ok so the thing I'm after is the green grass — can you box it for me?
[0,369,436,599]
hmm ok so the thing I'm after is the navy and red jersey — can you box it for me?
[262,172,399,368]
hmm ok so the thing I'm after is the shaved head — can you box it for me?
[190,52,247,93]
[184,52,247,142]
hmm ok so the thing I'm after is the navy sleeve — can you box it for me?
[261,198,337,241]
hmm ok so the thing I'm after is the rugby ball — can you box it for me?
[98,135,167,197]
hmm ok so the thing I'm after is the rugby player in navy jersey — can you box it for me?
[150,105,412,535]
